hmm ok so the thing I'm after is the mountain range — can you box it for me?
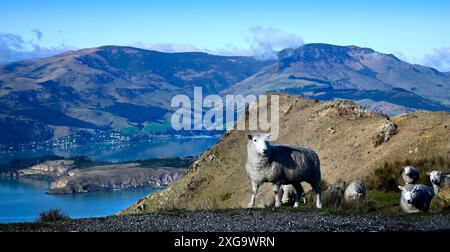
[0,43,449,145]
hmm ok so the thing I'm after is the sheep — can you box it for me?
[245,133,322,209]
[398,184,435,213]
[281,184,306,205]
[401,166,420,185]
[322,181,347,207]
[426,170,450,194]
[344,180,367,203]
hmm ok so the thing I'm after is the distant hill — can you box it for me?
[121,94,450,213]
[0,46,270,144]
[1,44,450,145]
[223,43,450,111]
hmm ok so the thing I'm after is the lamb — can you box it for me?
[344,180,367,203]
[426,170,450,194]
[245,133,322,209]
[398,184,435,213]
[402,166,420,185]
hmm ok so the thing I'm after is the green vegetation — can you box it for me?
[136,157,194,168]
[143,121,171,134]
[367,191,400,214]
[37,209,70,222]
[0,155,63,174]
[119,126,139,134]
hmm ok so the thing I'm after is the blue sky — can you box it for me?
[1,0,449,70]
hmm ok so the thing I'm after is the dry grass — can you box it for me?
[37,209,70,222]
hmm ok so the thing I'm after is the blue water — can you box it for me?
[0,176,162,223]
[0,137,219,223]
[0,137,219,163]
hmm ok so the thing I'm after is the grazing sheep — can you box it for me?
[402,166,420,185]
[398,184,435,213]
[344,180,367,203]
[322,181,347,207]
[245,133,322,209]
[326,181,347,197]
[427,170,450,194]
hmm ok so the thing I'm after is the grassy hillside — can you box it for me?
[120,94,450,214]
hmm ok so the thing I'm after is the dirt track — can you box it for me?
[1,210,449,232]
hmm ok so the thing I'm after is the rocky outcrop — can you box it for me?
[430,186,450,213]
[17,160,74,178]
[373,118,398,147]
[49,163,185,194]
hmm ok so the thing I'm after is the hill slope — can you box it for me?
[121,94,450,213]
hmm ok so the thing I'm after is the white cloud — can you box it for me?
[422,47,450,72]
[0,32,72,63]
[211,26,304,59]
[245,26,304,60]
[131,26,304,60]
[130,42,201,53]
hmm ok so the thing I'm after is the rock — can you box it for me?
[373,118,398,147]
[430,186,450,213]
[48,164,186,194]
[17,160,74,178]
[383,119,398,142]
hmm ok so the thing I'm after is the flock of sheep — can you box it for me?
[399,166,449,213]
[245,132,449,213]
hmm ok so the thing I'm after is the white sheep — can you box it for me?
[245,133,322,209]
[281,184,306,205]
[344,180,367,203]
[401,166,420,185]
[426,170,450,194]
[398,184,435,213]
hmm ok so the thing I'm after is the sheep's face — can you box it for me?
[403,166,415,177]
[247,133,271,156]
[427,170,442,185]
[399,185,420,204]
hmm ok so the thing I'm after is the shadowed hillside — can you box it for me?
[121,94,450,214]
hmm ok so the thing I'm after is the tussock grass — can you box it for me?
[37,209,70,222]
[366,155,450,192]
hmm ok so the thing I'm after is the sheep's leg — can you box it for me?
[293,184,304,208]
[248,181,259,208]
[312,183,323,209]
[273,184,282,207]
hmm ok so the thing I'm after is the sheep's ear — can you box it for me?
[398,186,405,191]
[426,172,431,175]
[266,132,272,138]
[247,134,253,140]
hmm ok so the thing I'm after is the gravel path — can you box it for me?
[1,210,449,232]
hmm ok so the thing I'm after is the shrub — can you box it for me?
[37,209,70,222]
